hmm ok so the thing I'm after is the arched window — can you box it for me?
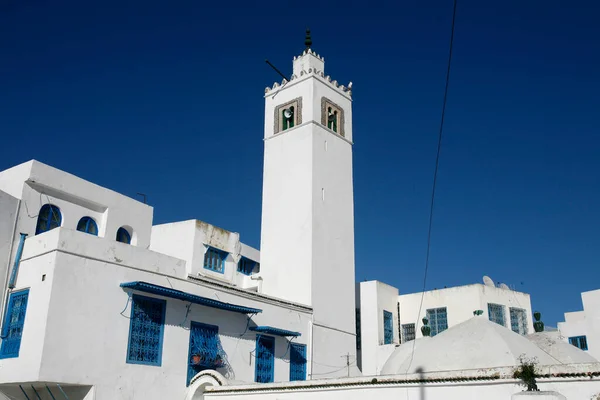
[116,227,131,244]
[77,217,98,236]
[35,204,62,235]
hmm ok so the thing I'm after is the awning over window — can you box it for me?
[120,281,262,314]
[250,326,301,337]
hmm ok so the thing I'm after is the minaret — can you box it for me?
[260,31,358,378]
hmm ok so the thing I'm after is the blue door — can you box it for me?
[255,335,275,383]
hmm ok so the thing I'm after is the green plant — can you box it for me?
[513,355,539,391]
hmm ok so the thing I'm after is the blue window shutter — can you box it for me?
[35,204,62,235]
[237,257,257,275]
[0,289,30,359]
[116,227,131,244]
[569,336,588,351]
[509,308,528,335]
[203,247,227,274]
[426,307,448,337]
[255,335,275,383]
[187,322,227,386]
[383,311,393,344]
[289,343,307,381]
[77,217,98,236]
[126,295,166,366]
[488,303,506,327]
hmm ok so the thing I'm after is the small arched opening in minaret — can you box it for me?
[321,97,344,137]
[274,97,302,134]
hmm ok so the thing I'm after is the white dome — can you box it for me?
[526,331,597,364]
[381,317,563,375]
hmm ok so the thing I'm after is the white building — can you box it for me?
[557,288,600,360]
[356,278,534,375]
[0,35,357,399]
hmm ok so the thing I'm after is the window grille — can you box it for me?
[35,204,61,235]
[77,217,98,236]
[509,308,528,335]
[426,307,448,337]
[116,227,131,244]
[290,343,307,381]
[255,335,275,383]
[402,323,416,342]
[204,247,226,273]
[383,310,393,344]
[126,295,166,366]
[0,289,29,359]
[488,303,506,326]
[355,309,361,350]
[187,322,227,386]
[569,336,588,351]
[237,257,257,275]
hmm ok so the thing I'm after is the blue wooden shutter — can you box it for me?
[255,335,275,383]
[0,289,30,359]
[289,343,306,381]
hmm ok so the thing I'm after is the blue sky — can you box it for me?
[1,0,599,326]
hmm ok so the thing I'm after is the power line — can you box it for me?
[406,0,458,373]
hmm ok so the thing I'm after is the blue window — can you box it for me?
[77,217,98,236]
[383,310,393,344]
[569,336,588,351]
[187,322,226,386]
[126,294,166,366]
[255,335,275,383]
[204,247,227,274]
[488,303,506,327]
[35,204,61,235]
[290,343,307,381]
[510,307,528,335]
[116,227,131,244]
[237,257,257,275]
[0,289,29,359]
[426,307,448,337]
[402,323,416,342]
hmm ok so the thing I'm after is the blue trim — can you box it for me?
[237,257,258,275]
[569,335,588,351]
[77,217,98,236]
[35,204,61,235]
[383,310,393,344]
[120,281,262,314]
[203,247,227,274]
[289,343,307,381]
[0,289,30,358]
[255,335,275,383]
[8,233,28,289]
[116,227,131,244]
[187,321,225,386]
[126,294,166,366]
[250,326,301,337]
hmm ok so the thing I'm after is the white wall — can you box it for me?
[399,284,534,340]
[558,289,600,360]
[0,190,19,320]
[203,375,600,400]
[151,220,261,290]
[0,160,153,249]
[0,227,313,400]
[358,281,399,376]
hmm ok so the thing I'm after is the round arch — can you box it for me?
[185,370,227,400]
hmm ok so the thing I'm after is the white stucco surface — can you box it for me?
[527,331,597,364]
[558,289,600,360]
[381,317,562,375]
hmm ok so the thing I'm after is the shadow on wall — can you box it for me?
[416,367,426,400]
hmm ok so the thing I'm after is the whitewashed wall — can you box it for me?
[0,190,19,322]
[150,220,261,289]
[204,377,600,400]
[399,284,534,340]
[0,160,153,248]
[558,289,600,360]
[0,228,312,400]
[358,281,399,376]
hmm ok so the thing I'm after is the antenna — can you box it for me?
[499,283,510,290]
[265,60,290,82]
[482,275,495,287]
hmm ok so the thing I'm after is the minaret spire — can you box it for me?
[304,28,312,50]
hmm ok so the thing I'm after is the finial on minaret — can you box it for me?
[304,28,312,50]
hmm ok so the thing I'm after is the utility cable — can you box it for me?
[406,0,458,374]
